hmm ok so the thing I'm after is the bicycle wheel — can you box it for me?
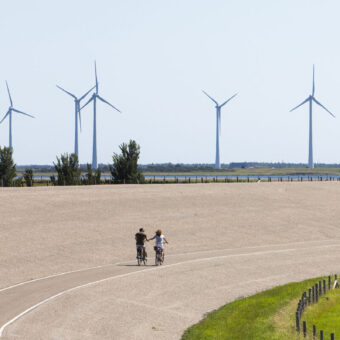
[155,252,160,266]
[137,249,142,266]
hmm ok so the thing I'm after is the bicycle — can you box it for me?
[155,247,164,266]
[136,246,147,266]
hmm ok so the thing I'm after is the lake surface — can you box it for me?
[29,174,340,181]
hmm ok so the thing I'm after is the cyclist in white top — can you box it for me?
[148,229,168,256]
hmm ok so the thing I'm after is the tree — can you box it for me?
[110,140,144,184]
[53,153,80,185]
[95,167,101,184]
[24,168,34,187]
[0,146,16,186]
[85,164,102,185]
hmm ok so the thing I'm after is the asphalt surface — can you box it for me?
[0,183,340,339]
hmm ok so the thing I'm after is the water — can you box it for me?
[27,174,340,181]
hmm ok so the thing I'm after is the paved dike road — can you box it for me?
[0,183,340,339]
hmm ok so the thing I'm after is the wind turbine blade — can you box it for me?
[289,97,309,112]
[0,110,10,124]
[6,81,13,106]
[95,61,98,93]
[80,95,94,110]
[312,97,335,118]
[312,65,315,96]
[96,95,121,112]
[12,108,35,118]
[220,93,238,108]
[202,90,218,105]
[56,85,77,99]
[79,85,96,101]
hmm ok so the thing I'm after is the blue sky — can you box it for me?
[0,0,340,165]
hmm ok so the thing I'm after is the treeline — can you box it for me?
[17,162,340,174]
[0,140,144,187]
[228,162,340,169]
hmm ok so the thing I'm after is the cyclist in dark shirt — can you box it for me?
[135,228,148,259]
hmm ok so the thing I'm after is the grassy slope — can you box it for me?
[181,277,333,340]
[302,288,340,338]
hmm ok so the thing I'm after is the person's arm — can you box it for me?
[164,237,169,244]
[148,235,155,241]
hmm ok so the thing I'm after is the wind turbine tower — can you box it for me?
[81,62,121,169]
[290,66,335,168]
[56,84,95,157]
[0,81,35,151]
[203,90,237,169]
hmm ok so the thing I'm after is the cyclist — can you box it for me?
[149,229,168,257]
[135,228,148,260]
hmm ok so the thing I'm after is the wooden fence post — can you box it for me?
[303,321,307,337]
[331,333,335,340]
[315,283,319,302]
[296,312,300,332]
[320,330,324,340]
[319,281,322,295]
[308,288,311,305]
[313,325,316,337]
[323,280,326,294]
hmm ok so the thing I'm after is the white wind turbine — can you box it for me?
[0,81,35,151]
[81,62,121,169]
[290,66,335,168]
[56,84,95,157]
[203,90,237,169]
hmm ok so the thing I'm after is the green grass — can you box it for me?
[302,288,340,339]
[144,167,340,176]
[181,276,338,340]
[16,167,340,177]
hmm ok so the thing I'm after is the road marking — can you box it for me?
[1,242,340,337]
[1,237,339,294]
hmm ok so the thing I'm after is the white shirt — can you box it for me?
[155,234,165,248]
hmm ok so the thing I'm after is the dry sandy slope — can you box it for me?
[1,183,340,339]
